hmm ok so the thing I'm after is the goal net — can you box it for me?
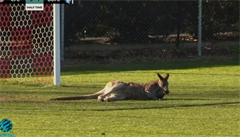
[0,4,56,84]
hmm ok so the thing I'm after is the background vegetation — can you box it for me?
[64,1,239,46]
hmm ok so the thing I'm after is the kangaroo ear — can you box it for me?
[157,73,164,81]
[165,73,170,80]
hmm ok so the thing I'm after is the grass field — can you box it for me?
[0,58,239,137]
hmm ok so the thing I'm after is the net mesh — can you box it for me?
[0,4,54,83]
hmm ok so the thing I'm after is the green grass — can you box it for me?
[0,58,239,137]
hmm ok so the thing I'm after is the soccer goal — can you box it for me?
[0,4,60,85]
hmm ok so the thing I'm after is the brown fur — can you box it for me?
[50,73,170,102]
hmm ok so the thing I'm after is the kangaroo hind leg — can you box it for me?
[97,83,126,101]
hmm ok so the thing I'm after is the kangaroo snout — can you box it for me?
[164,90,169,94]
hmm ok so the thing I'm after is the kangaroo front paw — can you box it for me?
[104,98,110,102]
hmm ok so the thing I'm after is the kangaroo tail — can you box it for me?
[50,90,104,101]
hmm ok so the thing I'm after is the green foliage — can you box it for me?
[64,1,239,45]
[0,59,239,137]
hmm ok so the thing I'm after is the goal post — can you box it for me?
[0,4,61,86]
[54,4,61,86]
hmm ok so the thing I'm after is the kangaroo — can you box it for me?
[50,73,170,102]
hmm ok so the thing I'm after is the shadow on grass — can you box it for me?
[93,101,240,111]
[62,58,239,75]
[164,98,219,101]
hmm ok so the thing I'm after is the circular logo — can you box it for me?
[65,0,71,4]
[0,119,13,133]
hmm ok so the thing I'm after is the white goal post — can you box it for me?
[54,4,61,86]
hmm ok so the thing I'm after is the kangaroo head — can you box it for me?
[157,73,170,95]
